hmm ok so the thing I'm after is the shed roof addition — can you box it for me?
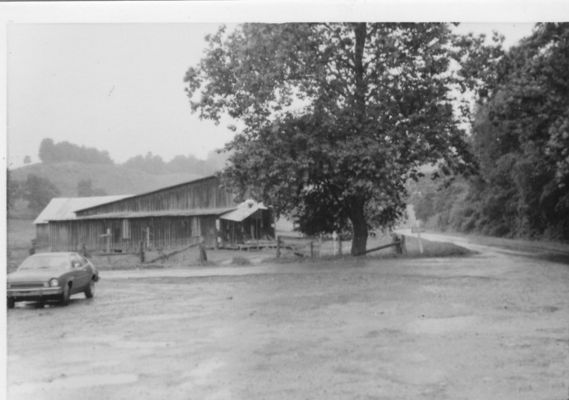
[220,200,268,222]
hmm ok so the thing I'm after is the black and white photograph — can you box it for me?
[2,1,569,399]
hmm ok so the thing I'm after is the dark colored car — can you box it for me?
[7,252,99,308]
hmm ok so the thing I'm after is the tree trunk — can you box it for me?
[353,23,367,122]
[350,24,369,257]
[350,200,368,256]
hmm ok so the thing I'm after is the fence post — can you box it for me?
[276,236,281,258]
[338,236,343,256]
[310,241,314,259]
[332,231,338,256]
[199,237,208,265]
[29,239,36,255]
[81,243,90,258]
[392,233,403,255]
[416,227,424,255]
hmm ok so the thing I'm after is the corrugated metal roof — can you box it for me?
[219,200,268,222]
[73,207,236,220]
[33,195,132,224]
[75,174,218,214]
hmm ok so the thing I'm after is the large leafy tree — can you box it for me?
[410,23,569,240]
[496,23,569,238]
[185,23,478,255]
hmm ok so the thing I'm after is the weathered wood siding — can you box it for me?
[219,209,275,244]
[35,224,49,248]
[77,176,233,217]
[49,215,218,253]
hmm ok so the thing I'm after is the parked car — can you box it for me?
[7,252,99,308]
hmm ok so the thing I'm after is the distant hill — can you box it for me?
[10,161,206,198]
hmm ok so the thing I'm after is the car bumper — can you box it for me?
[7,287,63,301]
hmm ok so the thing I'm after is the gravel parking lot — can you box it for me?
[7,241,569,400]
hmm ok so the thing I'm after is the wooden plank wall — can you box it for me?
[77,177,233,217]
[49,216,218,253]
[35,225,50,248]
[218,210,275,244]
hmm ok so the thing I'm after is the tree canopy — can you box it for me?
[122,151,228,175]
[409,23,569,240]
[39,138,114,164]
[185,23,483,255]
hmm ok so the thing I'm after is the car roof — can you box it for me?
[30,252,77,257]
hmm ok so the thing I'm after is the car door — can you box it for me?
[70,254,90,292]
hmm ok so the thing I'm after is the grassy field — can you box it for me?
[10,161,201,197]
[7,219,36,272]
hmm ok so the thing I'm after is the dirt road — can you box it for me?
[7,240,569,400]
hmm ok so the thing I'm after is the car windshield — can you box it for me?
[18,254,70,271]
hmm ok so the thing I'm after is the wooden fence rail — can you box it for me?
[146,236,203,263]
[276,235,318,258]
[277,233,407,258]
[365,234,406,255]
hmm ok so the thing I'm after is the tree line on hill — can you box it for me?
[39,138,114,164]
[409,23,569,241]
[37,138,227,175]
[8,139,228,215]
[7,171,108,214]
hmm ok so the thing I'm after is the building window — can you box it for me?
[122,219,131,239]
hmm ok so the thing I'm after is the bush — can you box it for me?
[230,256,252,266]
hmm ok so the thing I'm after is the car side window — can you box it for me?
[71,255,82,268]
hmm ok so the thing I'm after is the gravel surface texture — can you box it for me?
[7,235,569,400]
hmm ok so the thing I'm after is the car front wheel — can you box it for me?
[84,279,95,299]
[60,283,71,306]
[7,298,15,309]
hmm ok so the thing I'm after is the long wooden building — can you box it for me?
[36,176,274,253]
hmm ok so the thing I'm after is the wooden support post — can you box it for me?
[276,236,281,258]
[139,241,145,263]
[106,228,111,254]
[215,220,220,250]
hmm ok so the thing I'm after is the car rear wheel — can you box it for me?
[84,279,95,299]
[60,283,71,306]
[7,298,15,309]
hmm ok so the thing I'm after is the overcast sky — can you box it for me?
[6,22,535,168]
